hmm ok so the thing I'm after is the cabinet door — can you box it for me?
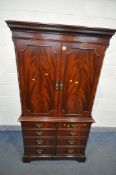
[16,40,61,116]
[58,42,100,117]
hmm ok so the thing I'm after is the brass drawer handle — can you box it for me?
[60,81,63,90]
[55,81,59,90]
[36,131,44,136]
[69,131,77,136]
[36,149,43,154]
[63,123,70,128]
[68,139,76,145]
[67,148,74,154]
[63,123,68,127]
[35,123,44,128]
[63,123,78,128]
[36,139,43,145]
[70,123,78,128]
[82,124,86,126]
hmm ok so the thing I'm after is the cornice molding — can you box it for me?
[6,20,116,37]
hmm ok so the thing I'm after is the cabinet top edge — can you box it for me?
[6,20,116,37]
[18,116,95,123]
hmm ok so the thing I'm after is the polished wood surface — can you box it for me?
[6,20,115,162]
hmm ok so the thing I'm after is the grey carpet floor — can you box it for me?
[0,129,116,175]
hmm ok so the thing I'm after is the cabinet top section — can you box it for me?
[6,20,116,38]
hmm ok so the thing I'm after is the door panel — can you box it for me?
[59,42,99,117]
[17,40,61,116]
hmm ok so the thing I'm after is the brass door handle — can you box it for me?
[36,139,43,145]
[36,149,43,154]
[55,81,59,90]
[35,123,44,128]
[36,131,44,136]
[60,81,63,90]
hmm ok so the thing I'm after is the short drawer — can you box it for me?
[57,137,87,146]
[59,123,90,130]
[56,147,84,155]
[24,146,55,155]
[22,122,57,129]
[58,130,89,136]
[24,138,56,146]
[23,130,57,137]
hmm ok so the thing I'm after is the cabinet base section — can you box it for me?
[22,155,86,163]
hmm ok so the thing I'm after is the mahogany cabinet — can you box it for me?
[6,21,115,162]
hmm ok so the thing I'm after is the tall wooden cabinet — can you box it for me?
[6,21,115,162]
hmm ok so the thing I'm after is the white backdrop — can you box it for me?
[0,0,116,126]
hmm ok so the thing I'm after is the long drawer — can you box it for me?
[23,130,57,137]
[22,122,57,129]
[58,123,90,130]
[58,130,89,136]
[56,146,84,155]
[57,137,87,146]
[24,146,55,155]
[24,138,56,146]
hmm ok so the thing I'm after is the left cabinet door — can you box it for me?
[15,39,62,116]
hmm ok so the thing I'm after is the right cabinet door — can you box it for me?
[58,42,100,117]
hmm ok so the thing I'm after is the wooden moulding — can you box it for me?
[6,20,116,38]
[18,116,95,123]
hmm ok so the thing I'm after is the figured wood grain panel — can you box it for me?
[16,40,61,116]
[59,42,100,117]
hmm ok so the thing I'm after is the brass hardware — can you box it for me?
[60,81,63,90]
[36,149,43,154]
[55,81,59,90]
[69,131,77,136]
[63,123,69,127]
[75,81,78,84]
[35,123,44,128]
[32,78,35,81]
[62,46,66,51]
[36,139,43,145]
[82,124,86,126]
[55,80,63,90]
[67,148,74,154]
[69,80,73,83]
[68,139,76,145]
[36,131,44,136]
[70,123,78,128]
[45,73,48,76]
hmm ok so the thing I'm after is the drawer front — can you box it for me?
[58,130,89,136]
[23,130,57,137]
[22,122,57,129]
[59,123,90,130]
[56,147,84,155]
[24,138,56,146]
[57,137,87,146]
[24,147,55,155]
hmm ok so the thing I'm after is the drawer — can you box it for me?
[59,123,90,130]
[58,130,89,136]
[23,130,57,137]
[24,146,55,155]
[22,122,57,129]
[57,137,87,146]
[24,138,56,146]
[56,147,84,155]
